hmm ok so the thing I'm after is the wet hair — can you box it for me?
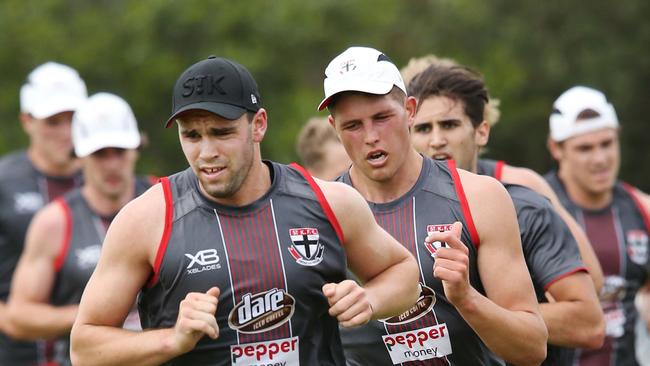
[407,64,489,127]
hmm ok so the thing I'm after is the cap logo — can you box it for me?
[251,94,257,104]
[181,74,226,97]
[338,59,357,74]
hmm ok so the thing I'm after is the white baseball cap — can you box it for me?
[72,93,141,157]
[318,46,407,111]
[549,86,619,142]
[20,62,88,119]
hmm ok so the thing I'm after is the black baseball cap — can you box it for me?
[165,55,262,127]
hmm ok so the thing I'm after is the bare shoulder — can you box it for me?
[312,178,369,213]
[456,168,520,243]
[501,164,557,200]
[104,182,167,264]
[457,168,511,205]
[24,200,67,257]
[310,178,374,238]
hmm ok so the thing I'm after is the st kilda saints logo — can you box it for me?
[626,229,649,265]
[287,228,324,266]
[424,224,453,257]
[228,289,295,333]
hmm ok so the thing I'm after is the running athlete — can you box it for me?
[69,56,420,366]
[5,93,153,366]
[0,62,86,365]
[400,55,604,291]
[321,46,547,365]
[544,86,650,365]
[406,63,605,365]
[296,116,351,180]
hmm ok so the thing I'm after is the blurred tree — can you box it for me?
[0,0,648,189]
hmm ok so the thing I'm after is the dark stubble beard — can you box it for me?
[205,130,255,200]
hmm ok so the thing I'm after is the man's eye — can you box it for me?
[415,124,432,133]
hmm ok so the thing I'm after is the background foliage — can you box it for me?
[1,0,648,190]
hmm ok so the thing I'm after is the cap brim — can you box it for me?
[74,133,141,157]
[165,102,247,128]
[317,80,395,111]
[30,95,85,119]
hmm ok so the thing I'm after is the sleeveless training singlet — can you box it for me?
[138,161,349,365]
[0,150,81,365]
[339,157,503,366]
[546,171,650,366]
[47,176,152,366]
[478,159,588,366]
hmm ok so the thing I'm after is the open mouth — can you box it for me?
[431,153,451,160]
[201,167,226,176]
[367,150,387,162]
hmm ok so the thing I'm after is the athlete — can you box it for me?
[0,62,86,365]
[69,55,420,366]
[406,63,605,365]
[544,85,650,365]
[400,55,604,292]
[321,46,547,365]
[4,93,152,365]
[296,116,351,180]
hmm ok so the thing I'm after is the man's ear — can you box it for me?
[475,120,490,148]
[251,109,268,143]
[19,113,33,134]
[547,137,563,161]
[405,96,418,129]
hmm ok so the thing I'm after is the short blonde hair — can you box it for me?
[401,54,501,127]
[296,117,339,169]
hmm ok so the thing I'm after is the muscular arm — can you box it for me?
[5,202,78,340]
[320,180,420,320]
[455,171,547,365]
[541,273,605,348]
[71,184,206,366]
[501,165,604,291]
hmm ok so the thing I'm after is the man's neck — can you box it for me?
[559,172,613,211]
[82,178,136,217]
[350,150,423,204]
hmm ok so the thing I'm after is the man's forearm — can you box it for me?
[71,324,182,366]
[455,288,547,366]
[7,302,77,340]
[364,256,419,319]
[540,301,604,349]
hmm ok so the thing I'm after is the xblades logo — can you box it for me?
[185,249,221,274]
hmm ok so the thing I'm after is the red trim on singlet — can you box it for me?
[289,163,345,244]
[494,160,505,182]
[147,177,174,288]
[53,198,72,272]
[543,266,589,291]
[447,159,481,248]
[622,182,650,235]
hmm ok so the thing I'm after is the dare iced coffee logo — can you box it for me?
[382,284,436,325]
[228,289,295,333]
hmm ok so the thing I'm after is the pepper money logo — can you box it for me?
[228,289,295,333]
